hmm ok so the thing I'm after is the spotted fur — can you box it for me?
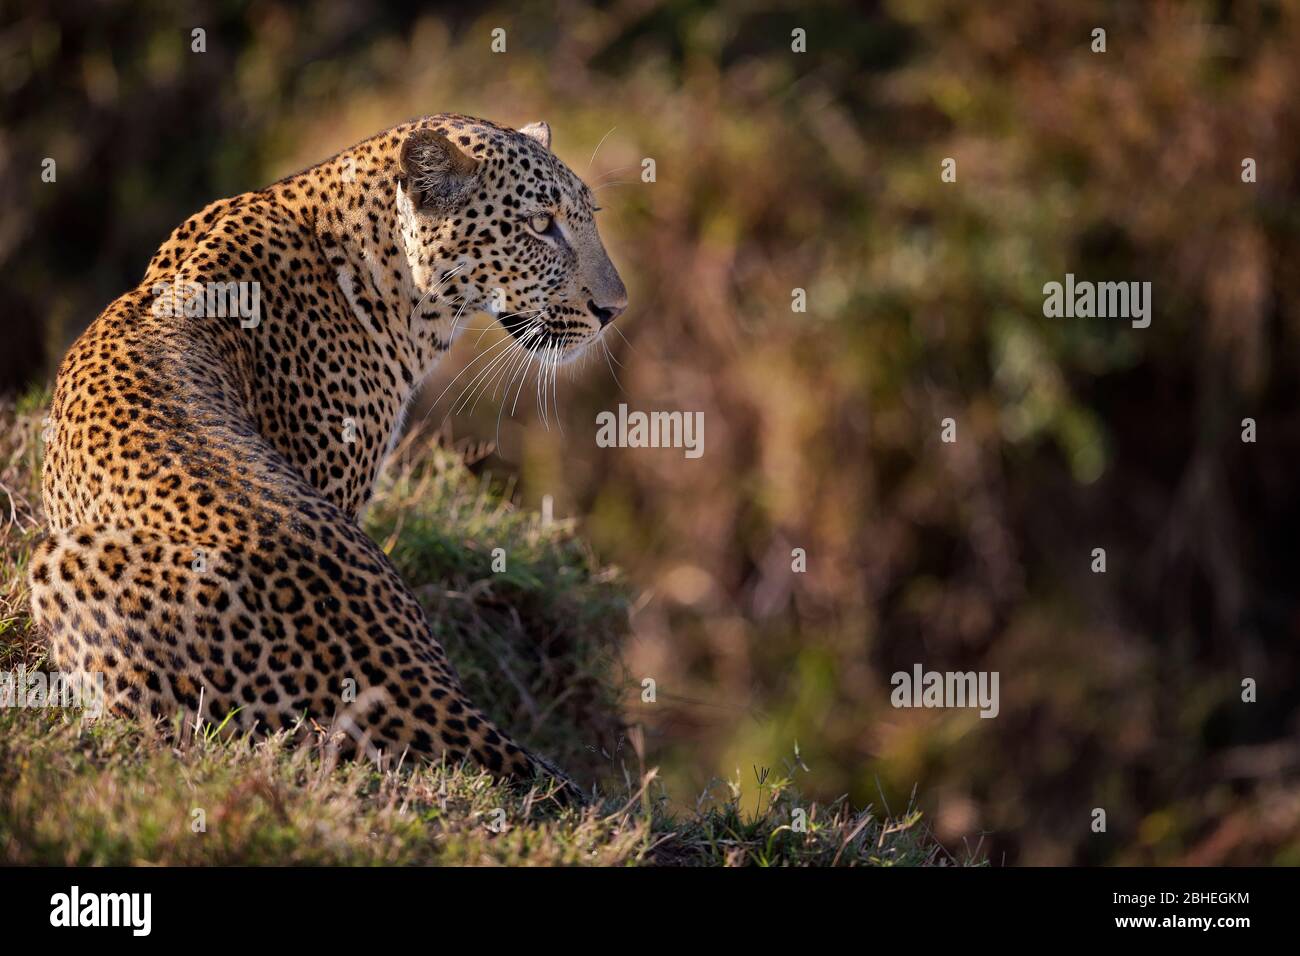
[28,114,628,798]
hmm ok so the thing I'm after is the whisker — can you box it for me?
[419,321,535,427]
[407,263,465,328]
[601,334,627,369]
[535,340,549,430]
[444,337,525,419]
[551,342,564,436]
[508,330,541,418]
[601,336,626,394]
[462,323,541,415]
[477,307,547,347]
[610,322,638,354]
[496,322,545,446]
[593,164,639,186]
[587,126,617,174]
[478,326,540,414]
[465,338,523,413]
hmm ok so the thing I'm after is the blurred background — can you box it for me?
[3,0,1300,864]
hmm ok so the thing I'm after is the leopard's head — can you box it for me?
[396,116,627,366]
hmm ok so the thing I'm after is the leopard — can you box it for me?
[27,114,628,800]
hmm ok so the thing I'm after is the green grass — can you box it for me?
[0,394,968,866]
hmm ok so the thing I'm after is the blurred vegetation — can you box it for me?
[2,0,1299,864]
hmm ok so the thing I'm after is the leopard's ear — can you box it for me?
[519,121,551,151]
[399,128,480,211]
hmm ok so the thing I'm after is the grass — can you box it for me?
[0,391,969,866]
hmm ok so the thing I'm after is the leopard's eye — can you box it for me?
[528,213,553,235]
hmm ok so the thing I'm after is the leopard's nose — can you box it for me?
[587,297,626,327]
